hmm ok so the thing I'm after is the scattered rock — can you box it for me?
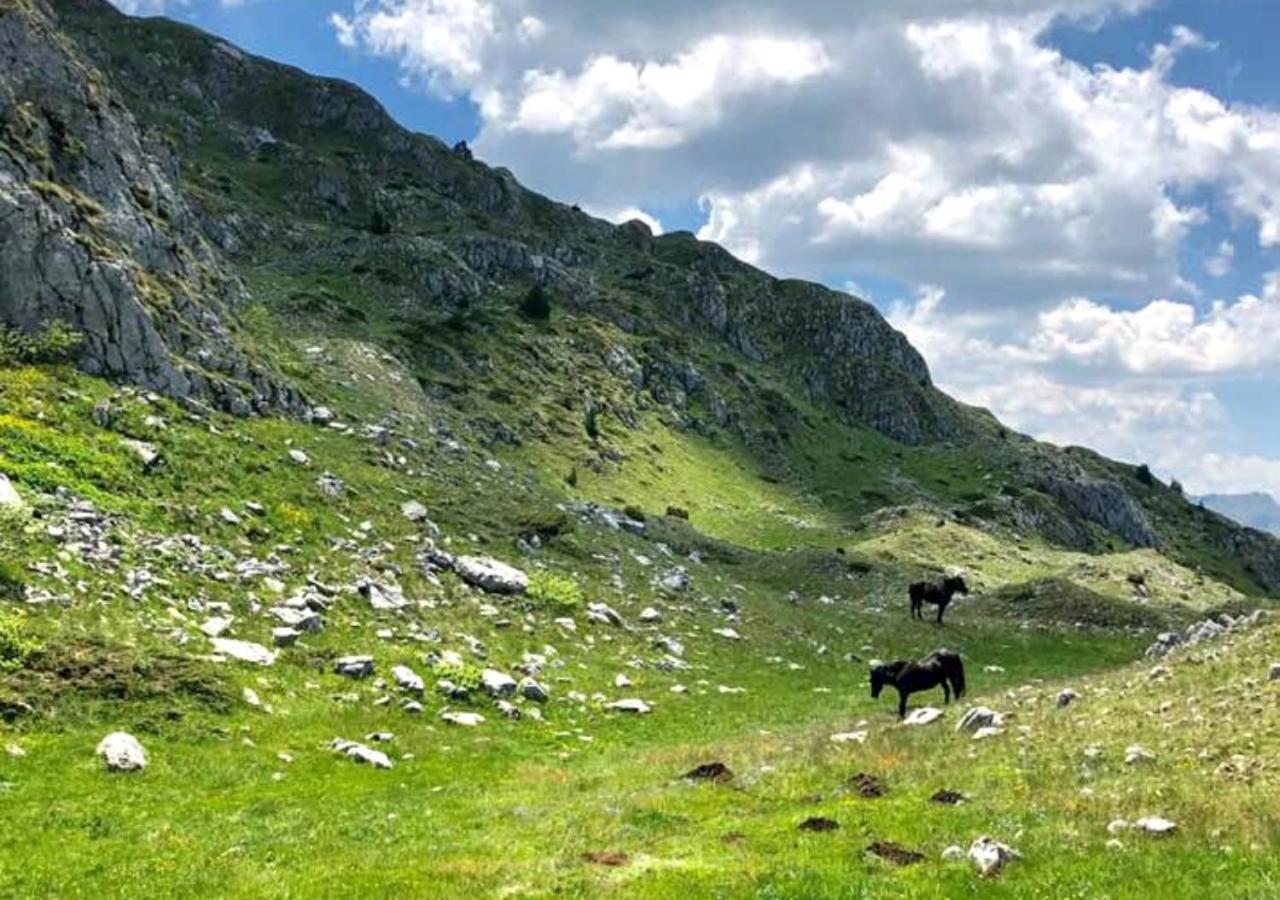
[334,655,375,678]
[1125,745,1155,765]
[830,731,868,745]
[605,698,652,714]
[902,707,943,727]
[329,738,393,769]
[0,474,25,510]
[712,627,742,641]
[639,607,663,623]
[121,439,162,471]
[96,732,147,772]
[968,836,1021,876]
[391,665,425,695]
[518,677,549,702]
[586,602,625,627]
[659,567,690,593]
[288,448,310,465]
[440,710,485,727]
[1134,816,1177,835]
[272,627,302,647]
[199,616,233,638]
[930,789,965,805]
[454,556,528,594]
[481,668,517,698]
[1270,662,1280,682]
[868,840,924,865]
[210,638,276,666]
[683,762,733,783]
[1056,688,1080,708]
[401,500,429,522]
[956,706,1004,733]
[941,844,966,862]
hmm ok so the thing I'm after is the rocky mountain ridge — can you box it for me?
[3,0,1280,594]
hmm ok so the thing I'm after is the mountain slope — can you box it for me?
[1,3,1279,897]
[0,0,1270,595]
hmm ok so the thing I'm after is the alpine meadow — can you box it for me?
[1,1,1279,897]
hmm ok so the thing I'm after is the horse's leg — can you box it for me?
[897,689,908,719]
[942,681,951,704]
[936,600,947,624]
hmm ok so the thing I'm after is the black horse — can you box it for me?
[870,650,966,718]
[909,575,969,623]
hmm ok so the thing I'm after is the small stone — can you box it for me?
[391,665,425,695]
[481,668,517,698]
[440,710,485,727]
[329,738,392,769]
[1134,816,1177,835]
[1125,745,1155,765]
[272,627,302,647]
[902,707,943,726]
[605,698,652,714]
[956,706,1004,733]
[242,687,263,708]
[96,732,147,772]
[519,677,549,702]
[210,638,276,666]
[334,655,375,678]
[1269,662,1280,682]
[401,500,429,522]
[288,449,310,465]
[1056,688,1080,708]
[941,845,965,862]
[199,617,233,638]
[830,731,868,744]
[219,507,242,526]
[639,607,663,623]
[968,836,1020,876]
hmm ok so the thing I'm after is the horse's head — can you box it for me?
[944,575,970,596]
[869,660,888,698]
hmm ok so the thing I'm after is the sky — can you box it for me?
[109,0,1280,499]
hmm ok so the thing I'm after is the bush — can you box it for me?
[1135,464,1156,487]
[0,320,84,367]
[526,571,584,610]
[0,560,26,603]
[520,285,552,320]
[0,610,41,671]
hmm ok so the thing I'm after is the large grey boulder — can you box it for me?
[454,556,528,594]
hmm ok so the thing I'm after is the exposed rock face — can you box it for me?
[0,0,299,414]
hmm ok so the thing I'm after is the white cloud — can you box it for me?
[1205,239,1235,278]
[582,204,664,235]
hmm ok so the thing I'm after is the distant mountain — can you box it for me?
[1197,492,1280,536]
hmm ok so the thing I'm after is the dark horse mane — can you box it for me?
[870,650,966,718]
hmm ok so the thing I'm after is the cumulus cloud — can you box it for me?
[330,2,1280,314]
[887,276,1280,496]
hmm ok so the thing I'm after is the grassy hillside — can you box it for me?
[0,2,1278,897]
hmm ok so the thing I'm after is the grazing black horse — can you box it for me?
[909,575,969,623]
[870,650,966,718]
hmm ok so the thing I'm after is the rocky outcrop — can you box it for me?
[0,0,299,414]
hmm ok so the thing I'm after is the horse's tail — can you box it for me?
[950,656,966,698]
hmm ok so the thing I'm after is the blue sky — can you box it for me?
[112,0,1280,497]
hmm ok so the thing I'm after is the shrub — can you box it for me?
[526,571,583,610]
[520,284,552,320]
[1135,464,1156,487]
[0,320,84,367]
[0,610,41,671]
[623,504,646,523]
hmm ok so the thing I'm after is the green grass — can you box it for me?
[1,359,1274,898]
